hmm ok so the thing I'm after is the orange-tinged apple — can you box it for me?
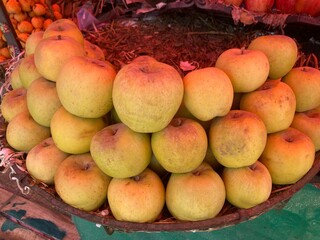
[259,127,315,185]
[166,162,225,221]
[84,40,105,61]
[151,117,208,173]
[9,62,24,89]
[282,66,320,112]
[248,35,298,79]
[183,67,234,121]
[107,168,165,223]
[18,54,42,88]
[209,110,267,168]
[240,80,296,133]
[25,30,44,56]
[215,48,269,93]
[1,88,28,122]
[222,161,272,209]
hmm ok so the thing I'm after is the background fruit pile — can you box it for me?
[1,17,320,224]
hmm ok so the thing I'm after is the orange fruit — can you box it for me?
[43,18,53,30]
[5,0,22,14]
[31,16,44,29]
[17,20,34,33]
[13,12,28,22]
[19,0,34,12]
[53,11,63,20]
[33,3,46,16]
[0,47,11,58]
[51,3,61,12]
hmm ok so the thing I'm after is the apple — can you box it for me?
[9,61,24,89]
[54,153,111,211]
[6,111,51,152]
[50,106,106,154]
[244,0,275,12]
[275,0,296,13]
[215,48,269,93]
[90,123,151,178]
[151,117,208,173]
[1,88,28,122]
[290,108,320,151]
[34,35,85,82]
[43,19,84,45]
[203,145,222,170]
[240,80,296,133]
[209,110,267,168]
[18,54,42,88]
[166,162,225,221]
[107,168,165,223]
[56,56,116,118]
[282,66,320,112]
[222,0,244,7]
[259,127,315,185]
[148,154,168,178]
[248,35,298,79]
[222,161,272,209]
[295,0,320,17]
[25,30,44,56]
[26,137,69,185]
[84,40,105,61]
[27,77,62,127]
[183,67,234,121]
[112,56,184,133]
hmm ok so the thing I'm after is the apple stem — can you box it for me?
[193,171,201,176]
[240,47,245,55]
[249,163,256,171]
[133,175,141,181]
[57,35,62,40]
[172,118,183,127]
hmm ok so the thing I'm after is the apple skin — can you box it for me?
[1,88,28,122]
[25,31,44,56]
[248,35,298,79]
[112,56,184,133]
[26,137,69,185]
[34,35,86,82]
[222,0,243,7]
[244,0,275,12]
[18,54,42,88]
[295,0,320,17]
[27,77,62,127]
[56,56,116,118]
[84,40,105,61]
[107,168,165,223]
[259,127,315,185]
[90,123,152,178]
[9,62,24,90]
[209,110,267,168]
[282,67,320,112]
[6,111,51,152]
[183,67,234,121]
[290,108,320,151]
[275,0,296,13]
[166,162,226,221]
[50,106,106,154]
[151,117,208,173]
[148,154,168,178]
[222,161,272,209]
[215,48,269,93]
[240,80,296,133]
[54,153,111,211]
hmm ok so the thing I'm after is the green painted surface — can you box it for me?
[73,184,320,240]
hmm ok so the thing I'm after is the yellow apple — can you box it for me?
[84,40,105,61]
[27,77,62,127]
[248,35,298,79]
[209,110,267,168]
[43,20,84,45]
[290,108,320,151]
[54,153,111,211]
[151,117,208,173]
[50,106,106,154]
[222,161,272,209]
[56,56,116,118]
[45,18,78,30]
[166,162,225,221]
[240,79,296,133]
[282,66,320,112]
[90,123,152,178]
[215,48,269,92]
[183,67,234,121]
[148,154,168,178]
[25,30,44,56]
[259,127,315,185]
[26,137,69,185]
[6,111,51,152]
[112,56,184,133]
[18,54,42,88]
[34,35,85,82]
[1,88,28,122]
[107,168,165,223]
[9,61,24,89]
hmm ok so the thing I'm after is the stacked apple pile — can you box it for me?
[0,0,63,63]
[2,18,320,224]
[222,0,320,17]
